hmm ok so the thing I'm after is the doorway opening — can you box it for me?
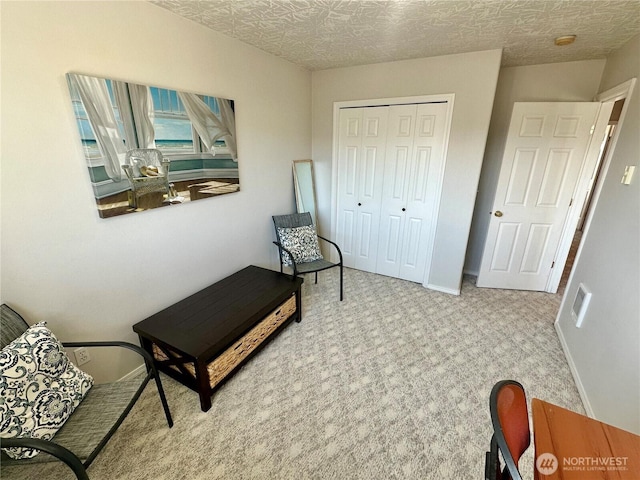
[558,98,626,296]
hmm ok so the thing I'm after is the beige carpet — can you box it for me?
[2,268,584,480]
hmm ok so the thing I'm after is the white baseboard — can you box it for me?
[118,363,146,383]
[425,283,461,296]
[554,321,595,417]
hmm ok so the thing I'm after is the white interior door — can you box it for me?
[336,107,389,272]
[376,104,416,278]
[398,102,449,282]
[477,102,600,291]
[376,103,449,282]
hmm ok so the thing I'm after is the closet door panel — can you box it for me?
[380,214,403,269]
[398,103,449,282]
[360,146,380,200]
[402,217,424,267]
[377,105,416,278]
[336,100,450,284]
[336,107,388,272]
[338,209,356,258]
[336,109,362,267]
[357,211,375,259]
[354,108,388,271]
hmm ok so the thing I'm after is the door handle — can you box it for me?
[494,210,503,217]
[358,203,362,206]
[402,208,406,212]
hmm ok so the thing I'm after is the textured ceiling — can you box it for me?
[151,0,640,71]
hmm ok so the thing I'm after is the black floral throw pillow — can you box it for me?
[277,225,324,266]
[0,322,94,459]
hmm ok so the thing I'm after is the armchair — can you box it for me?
[122,148,173,208]
[0,304,173,480]
[272,212,344,301]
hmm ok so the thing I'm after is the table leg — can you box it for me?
[195,360,212,412]
[295,288,302,323]
[138,336,154,373]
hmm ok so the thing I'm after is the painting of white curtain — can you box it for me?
[177,92,237,160]
[67,72,240,219]
[113,81,156,150]
[69,74,128,182]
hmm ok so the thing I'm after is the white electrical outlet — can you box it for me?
[74,347,91,366]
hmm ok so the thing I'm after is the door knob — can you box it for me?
[358,203,362,206]
[494,211,503,217]
[402,208,406,212]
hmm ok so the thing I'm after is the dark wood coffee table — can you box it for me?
[133,266,303,411]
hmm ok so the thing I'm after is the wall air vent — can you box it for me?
[571,283,591,328]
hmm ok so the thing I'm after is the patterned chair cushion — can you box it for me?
[277,225,324,266]
[0,322,94,459]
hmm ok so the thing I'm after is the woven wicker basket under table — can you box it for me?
[133,266,303,412]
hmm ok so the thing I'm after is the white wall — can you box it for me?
[0,1,311,381]
[556,34,640,434]
[466,60,606,274]
[312,50,502,294]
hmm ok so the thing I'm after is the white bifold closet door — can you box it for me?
[335,106,388,273]
[336,102,449,283]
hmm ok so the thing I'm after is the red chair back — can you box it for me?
[489,380,531,480]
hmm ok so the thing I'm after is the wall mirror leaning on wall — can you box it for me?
[292,159,318,227]
[66,72,240,218]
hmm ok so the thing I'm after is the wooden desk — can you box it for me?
[532,398,640,479]
[133,266,303,412]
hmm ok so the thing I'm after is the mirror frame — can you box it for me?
[292,159,318,226]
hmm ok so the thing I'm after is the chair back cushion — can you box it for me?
[1,304,30,350]
[490,380,530,477]
[0,322,94,459]
[277,225,323,266]
[273,212,314,231]
[495,383,530,463]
